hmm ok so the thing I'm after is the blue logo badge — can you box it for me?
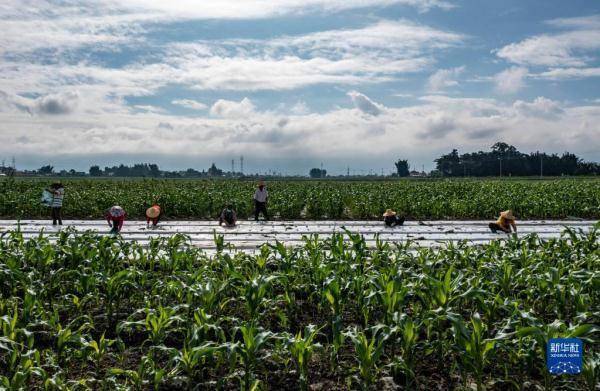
[547,338,583,375]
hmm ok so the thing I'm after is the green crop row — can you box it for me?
[1,177,599,220]
[0,226,598,389]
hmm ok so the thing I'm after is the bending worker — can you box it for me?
[383,209,405,227]
[489,209,517,234]
[105,205,126,234]
[219,203,237,227]
[146,204,162,228]
[253,180,269,221]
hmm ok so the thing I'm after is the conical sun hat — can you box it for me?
[500,210,515,219]
[109,206,125,217]
[383,209,397,217]
[146,206,160,219]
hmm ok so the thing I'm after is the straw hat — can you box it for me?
[383,209,397,217]
[146,206,160,219]
[500,210,515,220]
[109,206,125,217]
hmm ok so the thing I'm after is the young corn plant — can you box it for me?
[83,332,116,369]
[232,324,274,391]
[449,312,495,391]
[345,325,393,391]
[171,342,222,388]
[323,276,346,367]
[582,352,599,391]
[286,324,323,391]
[390,314,419,386]
[242,275,278,322]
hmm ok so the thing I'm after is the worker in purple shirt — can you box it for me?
[253,180,269,221]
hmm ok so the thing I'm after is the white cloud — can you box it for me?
[106,0,455,19]
[496,14,600,67]
[426,66,464,92]
[0,19,464,109]
[494,66,528,94]
[0,1,455,56]
[513,97,564,118]
[210,98,256,118]
[290,101,310,115]
[172,99,208,110]
[534,67,600,80]
[347,91,384,116]
[3,95,599,167]
[545,14,600,30]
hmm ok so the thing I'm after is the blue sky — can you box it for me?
[0,0,599,174]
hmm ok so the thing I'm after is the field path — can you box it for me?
[1,219,597,250]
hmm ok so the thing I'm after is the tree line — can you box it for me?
[431,142,599,177]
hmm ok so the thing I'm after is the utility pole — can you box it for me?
[347,166,350,176]
[11,156,15,169]
[231,159,235,175]
[240,156,244,175]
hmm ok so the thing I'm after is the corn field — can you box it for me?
[1,225,598,390]
[1,178,599,220]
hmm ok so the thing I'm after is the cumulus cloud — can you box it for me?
[210,98,256,118]
[419,113,456,138]
[494,67,528,94]
[426,66,464,92]
[172,99,208,110]
[2,95,599,169]
[0,91,80,115]
[33,91,79,115]
[496,14,600,67]
[513,97,564,118]
[347,91,384,116]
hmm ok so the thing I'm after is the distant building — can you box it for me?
[409,170,428,177]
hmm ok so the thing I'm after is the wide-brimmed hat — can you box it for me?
[146,206,160,219]
[500,210,515,220]
[383,209,397,217]
[109,206,125,217]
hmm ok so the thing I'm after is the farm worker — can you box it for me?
[383,209,405,227]
[253,180,269,221]
[219,203,237,227]
[47,182,65,226]
[489,210,517,233]
[146,204,162,228]
[105,206,126,234]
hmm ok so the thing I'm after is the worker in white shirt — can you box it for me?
[253,180,269,221]
[48,182,65,226]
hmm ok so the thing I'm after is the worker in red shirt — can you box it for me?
[146,204,162,228]
[105,206,126,234]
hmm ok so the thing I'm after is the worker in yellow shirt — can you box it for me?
[489,210,517,233]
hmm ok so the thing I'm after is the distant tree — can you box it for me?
[309,168,326,178]
[208,163,223,177]
[149,163,160,177]
[89,165,102,176]
[38,165,54,175]
[394,159,410,177]
[434,143,598,177]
